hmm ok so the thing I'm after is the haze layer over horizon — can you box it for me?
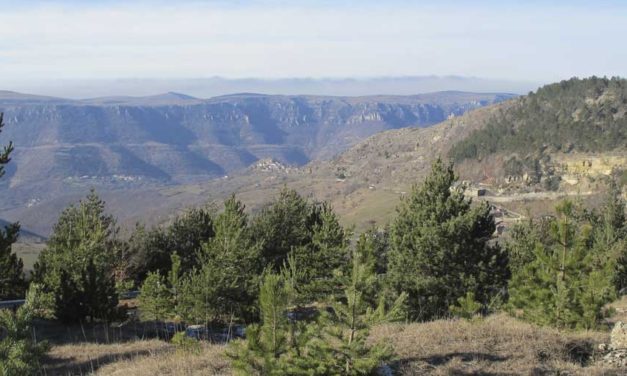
[0,1,625,97]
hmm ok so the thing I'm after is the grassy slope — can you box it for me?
[41,310,626,376]
[44,341,230,376]
[373,314,613,375]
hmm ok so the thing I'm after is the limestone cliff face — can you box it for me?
[0,91,512,191]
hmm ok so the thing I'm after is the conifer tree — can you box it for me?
[0,113,25,300]
[181,195,262,323]
[34,190,120,323]
[0,222,25,300]
[0,113,13,178]
[252,187,321,271]
[123,206,214,283]
[600,181,627,291]
[0,284,53,375]
[138,253,182,322]
[325,258,405,374]
[292,203,351,303]
[388,158,509,320]
[138,272,172,322]
[165,206,215,273]
[508,200,616,329]
[122,224,163,283]
[229,272,292,375]
[449,292,483,320]
[352,228,393,310]
[600,181,626,240]
[290,254,406,375]
[354,227,389,275]
[81,258,119,322]
[505,217,554,276]
[230,252,405,376]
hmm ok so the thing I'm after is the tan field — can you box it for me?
[40,302,627,375]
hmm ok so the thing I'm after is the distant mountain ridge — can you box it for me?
[0,90,513,210]
[3,78,624,238]
[3,76,537,99]
[80,92,203,106]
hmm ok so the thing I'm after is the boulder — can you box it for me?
[611,321,627,350]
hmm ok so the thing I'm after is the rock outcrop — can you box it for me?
[598,321,627,367]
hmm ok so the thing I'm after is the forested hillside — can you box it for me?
[449,77,627,162]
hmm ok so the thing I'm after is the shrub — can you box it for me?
[171,332,201,355]
[0,284,53,375]
[449,292,482,320]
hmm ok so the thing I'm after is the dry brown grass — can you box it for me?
[41,312,627,375]
[42,340,229,376]
[608,296,627,326]
[42,340,170,375]
[96,342,230,376]
[371,313,622,375]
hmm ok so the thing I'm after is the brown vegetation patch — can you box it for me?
[40,313,627,375]
[42,340,170,375]
[370,313,621,375]
[96,342,230,376]
[42,340,229,376]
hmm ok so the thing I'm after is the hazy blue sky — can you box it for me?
[0,0,626,84]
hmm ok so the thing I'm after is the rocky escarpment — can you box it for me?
[0,91,512,206]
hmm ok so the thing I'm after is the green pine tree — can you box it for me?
[0,113,14,178]
[122,206,215,283]
[139,272,173,321]
[138,253,183,322]
[252,187,321,271]
[122,223,160,283]
[449,292,483,320]
[505,217,554,276]
[229,272,291,375]
[291,254,406,375]
[33,190,120,323]
[81,257,119,322]
[0,283,53,375]
[181,195,262,323]
[165,206,215,273]
[387,158,509,320]
[600,181,627,291]
[0,223,25,300]
[292,203,351,303]
[508,200,616,329]
[230,252,405,376]
[0,112,25,301]
[354,227,389,275]
[352,228,393,311]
